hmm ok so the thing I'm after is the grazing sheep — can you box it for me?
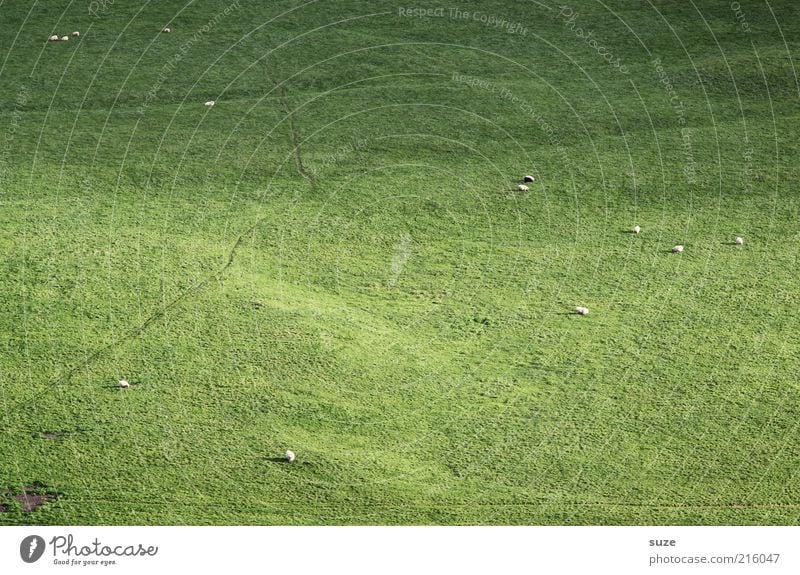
[285,450,296,462]
[523,175,535,183]
[517,184,529,192]
[633,225,641,234]
[672,245,684,253]
[575,306,589,315]
[118,378,130,389]
[48,35,59,42]
[60,35,69,41]
[735,236,744,245]
[72,31,80,36]
[204,100,215,107]
[162,27,171,33]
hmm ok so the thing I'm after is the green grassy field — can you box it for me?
[1,0,798,525]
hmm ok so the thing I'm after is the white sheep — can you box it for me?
[118,378,130,389]
[672,245,684,253]
[48,35,59,42]
[204,100,215,107]
[60,35,69,41]
[633,225,641,234]
[517,184,529,192]
[72,31,80,37]
[735,236,744,245]
[523,175,535,183]
[162,27,171,33]
[285,450,296,462]
[575,306,589,315]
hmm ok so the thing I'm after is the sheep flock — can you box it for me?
[512,177,746,317]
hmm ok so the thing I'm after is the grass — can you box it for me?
[0,0,799,525]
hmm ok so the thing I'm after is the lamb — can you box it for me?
[632,225,641,234]
[735,236,744,245]
[517,184,529,192]
[48,35,59,41]
[575,306,589,315]
[60,35,69,41]
[204,100,215,107]
[285,450,296,462]
[118,378,130,389]
[162,27,171,33]
[672,245,684,253]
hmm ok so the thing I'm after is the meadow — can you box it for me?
[0,0,798,525]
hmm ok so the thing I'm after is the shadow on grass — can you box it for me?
[33,427,86,440]
[268,457,314,467]
[268,457,291,463]
[110,381,139,390]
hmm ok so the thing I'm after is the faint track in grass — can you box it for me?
[36,69,318,399]
[264,66,317,192]
[45,228,251,393]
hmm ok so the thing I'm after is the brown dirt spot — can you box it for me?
[15,492,57,512]
[0,482,60,513]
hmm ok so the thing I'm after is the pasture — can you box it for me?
[0,0,798,524]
